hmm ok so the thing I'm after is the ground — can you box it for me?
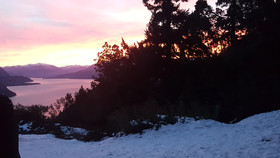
[19,110,280,158]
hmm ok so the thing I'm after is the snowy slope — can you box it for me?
[19,110,280,158]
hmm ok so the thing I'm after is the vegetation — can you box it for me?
[14,0,280,141]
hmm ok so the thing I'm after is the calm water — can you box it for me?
[8,78,92,106]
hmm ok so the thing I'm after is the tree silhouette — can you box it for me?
[216,0,243,45]
[240,0,278,32]
[55,0,280,137]
[95,41,128,84]
[216,0,279,46]
[143,0,188,59]
[178,0,215,59]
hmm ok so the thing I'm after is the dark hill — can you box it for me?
[0,67,39,97]
[0,84,16,97]
[0,68,36,86]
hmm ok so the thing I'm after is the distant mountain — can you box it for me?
[3,63,89,78]
[0,67,37,86]
[0,67,38,97]
[49,65,98,79]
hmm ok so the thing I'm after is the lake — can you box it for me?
[8,78,92,106]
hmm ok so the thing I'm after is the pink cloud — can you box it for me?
[0,0,151,52]
[0,0,218,66]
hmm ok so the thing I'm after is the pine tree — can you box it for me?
[143,0,188,59]
[182,0,214,58]
[216,0,243,45]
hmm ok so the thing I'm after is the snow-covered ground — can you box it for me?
[19,110,280,158]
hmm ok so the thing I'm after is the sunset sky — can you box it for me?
[0,0,216,67]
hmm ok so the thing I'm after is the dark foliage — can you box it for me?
[52,0,280,141]
[14,104,55,134]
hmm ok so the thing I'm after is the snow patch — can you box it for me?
[19,122,32,132]
[20,110,280,158]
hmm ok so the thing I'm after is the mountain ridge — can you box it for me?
[0,68,38,97]
[48,65,98,79]
[3,63,94,79]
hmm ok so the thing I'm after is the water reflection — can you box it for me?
[8,78,92,106]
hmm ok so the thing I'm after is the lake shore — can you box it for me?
[8,78,92,106]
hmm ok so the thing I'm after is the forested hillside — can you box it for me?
[17,0,280,140]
